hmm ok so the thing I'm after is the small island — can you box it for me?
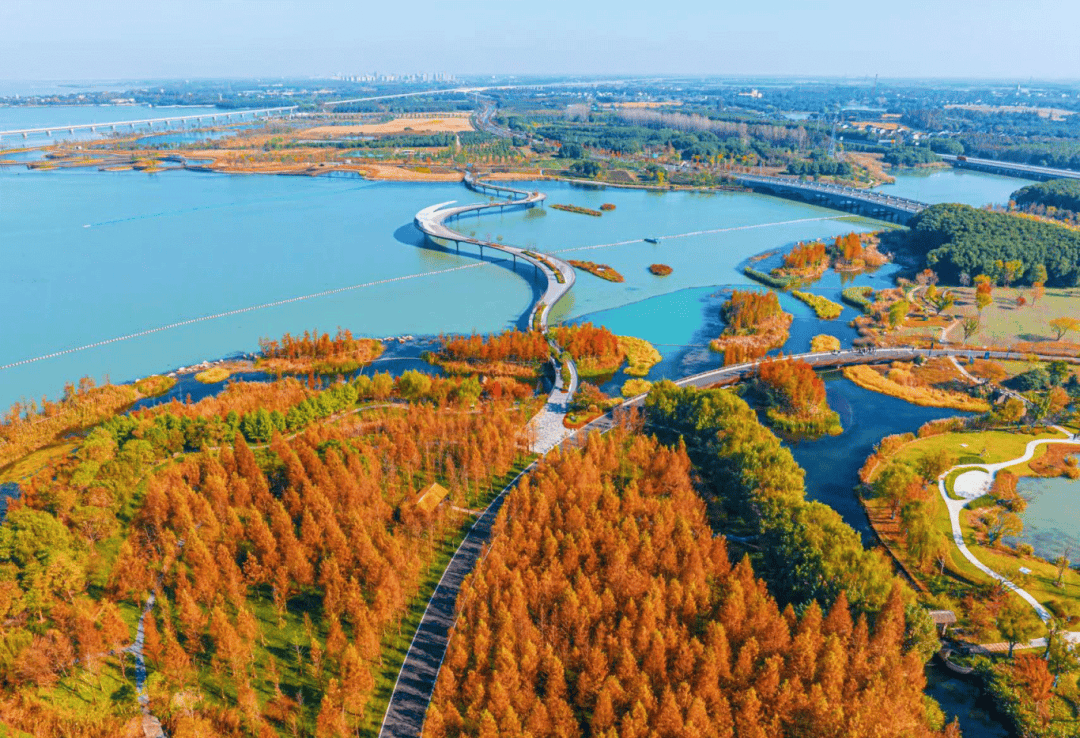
[648,263,673,276]
[550,203,603,217]
[709,290,794,364]
[568,259,625,282]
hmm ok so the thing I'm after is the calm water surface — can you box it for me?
[1008,475,1080,561]
[873,167,1029,208]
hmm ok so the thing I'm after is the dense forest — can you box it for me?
[882,146,940,167]
[0,371,536,737]
[904,204,1080,286]
[426,428,952,738]
[1011,178,1080,214]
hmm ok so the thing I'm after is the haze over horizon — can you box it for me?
[2,0,1077,83]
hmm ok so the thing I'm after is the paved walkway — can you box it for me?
[376,459,540,738]
[937,426,1078,622]
[380,175,581,738]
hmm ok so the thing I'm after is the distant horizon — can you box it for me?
[2,73,1079,87]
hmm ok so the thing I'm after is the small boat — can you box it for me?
[644,237,660,244]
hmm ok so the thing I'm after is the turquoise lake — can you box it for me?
[0,163,1033,410]
[1011,475,1080,562]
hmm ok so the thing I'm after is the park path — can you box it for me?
[937,426,1079,622]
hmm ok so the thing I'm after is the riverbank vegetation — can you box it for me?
[832,232,889,272]
[792,289,844,319]
[1011,178,1080,222]
[551,323,623,376]
[756,357,843,437]
[743,265,798,289]
[194,366,232,384]
[619,335,662,377]
[772,240,829,280]
[257,329,385,375]
[567,259,624,282]
[0,374,175,471]
[709,290,793,364]
[426,427,951,738]
[842,363,993,412]
[842,285,876,313]
[430,329,550,379]
[550,324,661,379]
[620,377,652,397]
[812,334,842,352]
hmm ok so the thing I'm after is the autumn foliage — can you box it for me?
[426,430,945,738]
[0,376,534,737]
[443,330,548,363]
[756,358,841,436]
[257,328,384,373]
[551,323,625,376]
[835,232,865,263]
[709,291,793,365]
[781,240,828,271]
[0,374,172,469]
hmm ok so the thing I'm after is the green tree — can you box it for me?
[888,300,909,330]
[983,509,1023,545]
[998,597,1043,657]
[961,317,980,343]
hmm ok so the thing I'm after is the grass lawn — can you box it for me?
[883,429,1066,474]
[941,286,1080,347]
[34,660,141,729]
[957,504,1080,614]
[865,426,1080,629]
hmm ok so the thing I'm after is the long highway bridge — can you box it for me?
[0,106,298,140]
[731,173,929,223]
[938,153,1080,182]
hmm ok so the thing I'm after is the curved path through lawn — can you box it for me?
[936,426,1079,622]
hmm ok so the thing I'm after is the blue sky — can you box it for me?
[1,0,1076,81]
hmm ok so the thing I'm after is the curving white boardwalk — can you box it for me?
[937,426,1079,622]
